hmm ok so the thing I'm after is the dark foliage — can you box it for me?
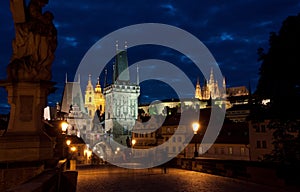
[256,13,300,119]
[255,14,300,183]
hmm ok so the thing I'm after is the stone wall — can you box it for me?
[0,163,44,191]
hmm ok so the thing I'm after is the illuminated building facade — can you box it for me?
[84,75,105,119]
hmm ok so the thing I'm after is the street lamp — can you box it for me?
[70,146,77,152]
[70,146,77,170]
[192,122,200,158]
[66,139,71,146]
[131,139,136,157]
[61,122,68,134]
[131,139,136,147]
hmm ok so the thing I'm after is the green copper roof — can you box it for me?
[114,50,130,83]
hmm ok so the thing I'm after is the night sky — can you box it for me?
[0,0,299,114]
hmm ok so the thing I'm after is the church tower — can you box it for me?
[104,42,140,141]
[85,74,96,118]
[195,77,202,100]
[202,79,210,100]
[94,77,105,115]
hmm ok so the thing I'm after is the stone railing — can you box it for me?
[5,159,78,192]
[175,158,285,187]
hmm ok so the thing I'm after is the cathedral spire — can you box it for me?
[195,77,202,99]
[222,77,226,98]
[209,68,214,84]
[65,73,68,83]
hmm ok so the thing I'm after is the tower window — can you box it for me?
[89,97,92,102]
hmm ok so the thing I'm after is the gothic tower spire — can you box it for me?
[113,43,130,83]
[195,77,202,99]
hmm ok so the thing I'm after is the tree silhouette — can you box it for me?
[256,13,300,119]
[255,14,300,182]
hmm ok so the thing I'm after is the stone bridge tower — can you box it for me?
[104,43,140,143]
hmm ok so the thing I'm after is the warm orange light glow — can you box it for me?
[66,140,71,146]
[70,146,77,152]
[131,139,136,146]
[192,122,200,134]
[61,122,68,132]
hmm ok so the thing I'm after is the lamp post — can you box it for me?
[70,146,77,170]
[192,122,200,158]
[61,122,69,160]
[131,139,136,157]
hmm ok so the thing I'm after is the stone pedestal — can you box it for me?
[0,80,56,162]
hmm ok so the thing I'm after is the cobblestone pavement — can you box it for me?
[76,165,298,192]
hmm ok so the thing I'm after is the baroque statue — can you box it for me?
[7,0,57,81]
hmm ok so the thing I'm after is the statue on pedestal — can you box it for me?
[7,0,57,81]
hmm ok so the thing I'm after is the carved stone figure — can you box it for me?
[7,0,57,81]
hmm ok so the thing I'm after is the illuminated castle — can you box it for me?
[195,68,226,100]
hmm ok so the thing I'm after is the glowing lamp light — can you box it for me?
[87,150,92,158]
[61,122,68,132]
[66,140,71,146]
[192,122,200,134]
[131,139,136,146]
[70,146,77,152]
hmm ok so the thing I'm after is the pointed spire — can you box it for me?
[112,63,115,83]
[88,74,92,86]
[125,41,128,50]
[86,74,93,92]
[95,77,102,93]
[223,77,226,88]
[209,67,214,84]
[65,73,68,83]
[136,64,139,85]
[104,68,108,87]
[116,40,119,52]
[195,76,202,99]
[222,77,226,98]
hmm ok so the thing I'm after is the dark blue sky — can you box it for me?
[0,0,300,114]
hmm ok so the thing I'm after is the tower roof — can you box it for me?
[114,50,130,83]
[61,82,85,113]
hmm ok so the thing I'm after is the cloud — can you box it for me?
[220,32,234,41]
[160,3,177,16]
[60,36,79,47]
